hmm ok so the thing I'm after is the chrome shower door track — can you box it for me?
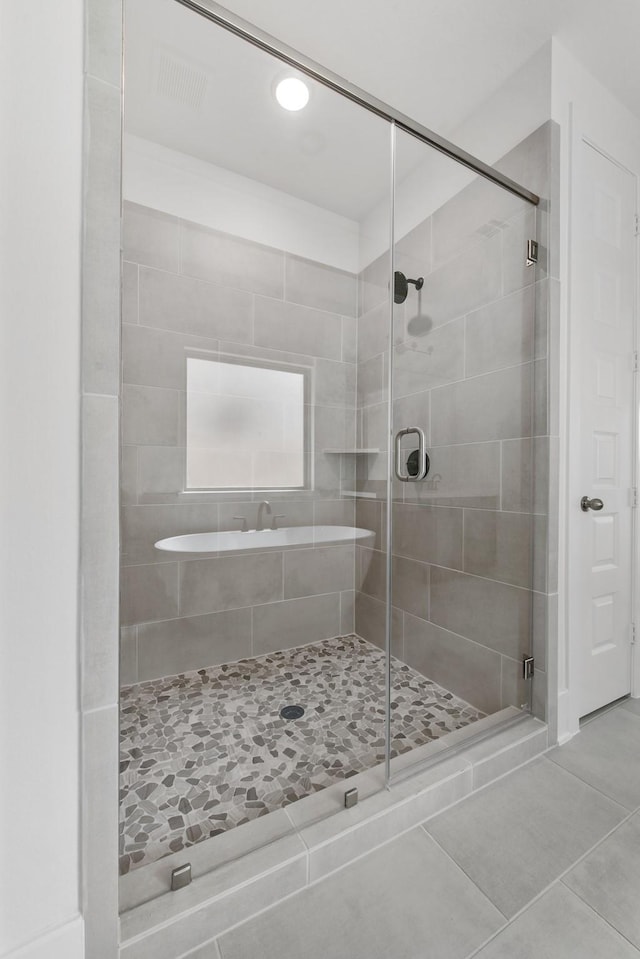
[174,0,540,206]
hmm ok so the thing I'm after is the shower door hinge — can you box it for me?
[632,487,639,508]
[522,656,535,680]
[632,623,637,646]
[633,351,639,373]
[526,239,538,266]
[635,214,639,237]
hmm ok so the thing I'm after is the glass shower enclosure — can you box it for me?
[119,0,540,896]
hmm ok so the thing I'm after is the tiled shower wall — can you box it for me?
[354,123,556,718]
[119,202,360,683]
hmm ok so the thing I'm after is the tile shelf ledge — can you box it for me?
[322,448,382,454]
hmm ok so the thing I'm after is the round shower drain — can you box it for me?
[280,704,305,720]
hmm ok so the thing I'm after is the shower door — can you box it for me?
[380,129,539,772]
[119,0,395,887]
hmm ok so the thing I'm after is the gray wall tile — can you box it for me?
[431,174,522,271]
[122,384,180,447]
[465,285,534,377]
[340,589,355,634]
[354,591,402,657]
[284,545,354,599]
[121,563,180,626]
[85,0,122,86]
[357,352,386,408]
[122,324,219,390]
[393,318,464,396]
[405,442,500,509]
[355,498,386,552]
[357,301,389,363]
[137,446,184,498]
[359,548,429,621]
[254,296,342,360]
[121,503,219,566]
[313,405,356,451]
[82,394,120,710]
[137,608,252,680]
[120,626,138,686]
[120,445,138,506]
[393,503,463,569]
[123,202,180,272]
[315,358,356,408]
[430,566,531,660]
[83,77,121,395]
[341,316,357,363]
[82,706,120,959]
[464,508,533,588]
[431,363,532,445]
[252,593,341,656]
[359,251,389,317]
[138,266,252,341]
[122,261,139,325]
[421,232,502,327]
[404,614,502,714]
[313,498,356,527]
[182,221,284,298]
[285,254,356,316]
[393,390,430,438]
[395,216,432,272]
[179,552,283,617]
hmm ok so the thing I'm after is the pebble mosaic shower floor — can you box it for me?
[119,635,484,874]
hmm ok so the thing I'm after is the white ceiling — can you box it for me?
[217,0,640,127]
[124,0,640,222]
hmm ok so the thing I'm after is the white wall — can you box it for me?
[551,39,640,742]
[0,2,84,957]
[124,135,361,272]
[360,43,552,268]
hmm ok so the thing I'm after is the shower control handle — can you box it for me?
[395,427,428,482]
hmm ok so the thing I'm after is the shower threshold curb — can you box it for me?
[119,710,548,959]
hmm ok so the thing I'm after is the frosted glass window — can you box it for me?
[186,356,306,489]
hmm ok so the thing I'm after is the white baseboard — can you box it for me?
[3,916,84,959]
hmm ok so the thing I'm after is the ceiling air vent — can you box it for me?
[156,51,208,109]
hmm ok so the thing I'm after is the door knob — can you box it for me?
[581,496,604,512]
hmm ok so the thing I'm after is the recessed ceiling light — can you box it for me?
[275,77,309,112]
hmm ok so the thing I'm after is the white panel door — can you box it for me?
[573,140,636,718]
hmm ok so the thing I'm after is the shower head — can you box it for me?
[406,310,433,336]
[394,271,424,305]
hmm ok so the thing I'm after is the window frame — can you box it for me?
[183,349,312,493]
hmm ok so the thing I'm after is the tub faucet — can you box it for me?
[256,500,272,531]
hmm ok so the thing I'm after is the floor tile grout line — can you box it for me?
[545,749,637,813]
[421,827,510,924]
[447,791,640,958]
[559,878,640,954]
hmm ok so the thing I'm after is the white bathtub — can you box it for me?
[155,525,375,555]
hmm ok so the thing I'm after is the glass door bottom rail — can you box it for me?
[119,635,484,875]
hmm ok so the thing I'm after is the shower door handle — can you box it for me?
[394,427,428,482]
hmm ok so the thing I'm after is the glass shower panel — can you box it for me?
[384,128,537,772]
[119,0,393,883]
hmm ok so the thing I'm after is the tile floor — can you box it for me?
[119,635,483,874]
[187,698,640,959]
